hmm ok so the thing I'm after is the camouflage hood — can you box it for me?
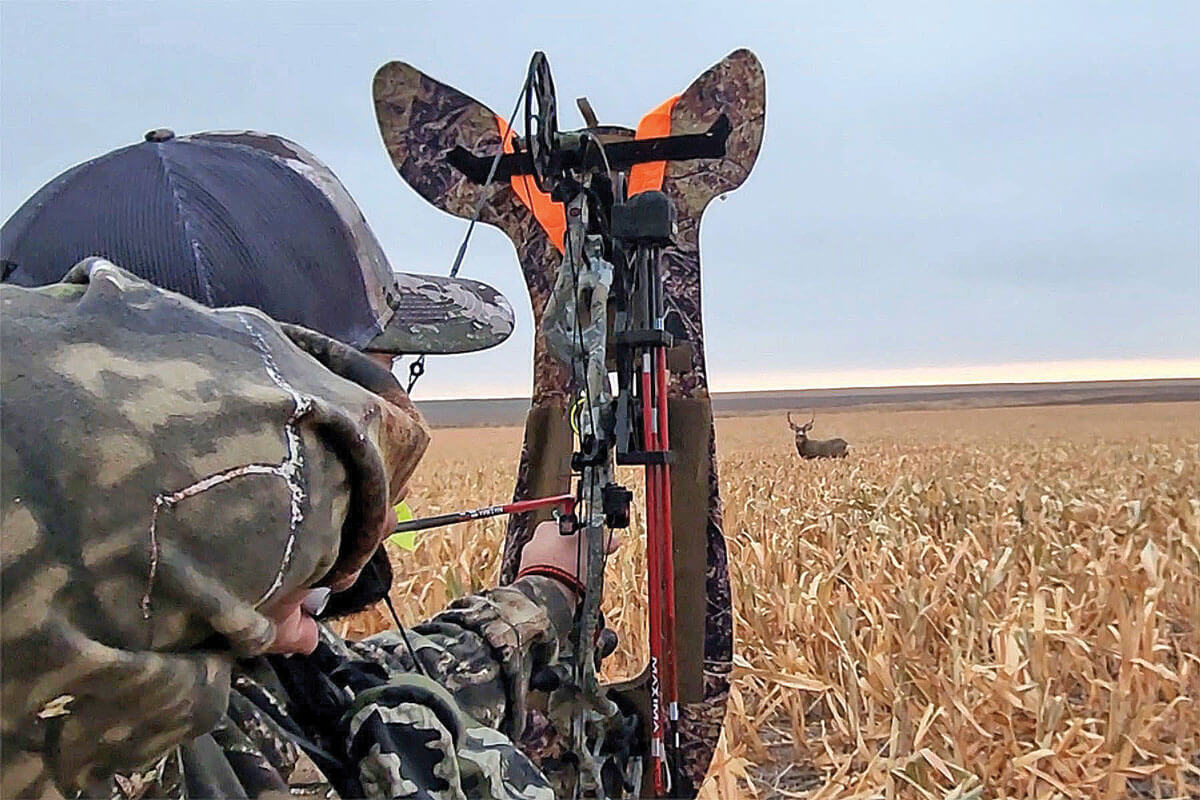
[1,258,430,796]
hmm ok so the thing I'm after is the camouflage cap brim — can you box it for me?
[368,272,515,355]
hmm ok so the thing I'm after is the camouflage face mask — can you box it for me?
[1,258,430,796]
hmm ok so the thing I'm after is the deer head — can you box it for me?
[788,410,815,437]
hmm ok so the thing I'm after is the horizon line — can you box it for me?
[408,358,1200,402]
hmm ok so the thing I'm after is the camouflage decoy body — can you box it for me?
[373,49,765,794]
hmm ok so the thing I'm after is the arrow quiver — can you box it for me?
[373,49,765,798]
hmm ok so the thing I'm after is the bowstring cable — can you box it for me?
[370,558,431,678]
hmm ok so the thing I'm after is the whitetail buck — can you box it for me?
[788,411,849,459]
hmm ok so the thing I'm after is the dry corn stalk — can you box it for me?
[344,402,1200,799]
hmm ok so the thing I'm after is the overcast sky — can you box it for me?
[2,1,1196,398]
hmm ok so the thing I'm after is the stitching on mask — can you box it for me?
[141,313,313,620]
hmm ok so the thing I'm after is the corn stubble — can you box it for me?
[342,402,1199,799]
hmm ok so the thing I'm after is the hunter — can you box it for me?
[0,130,613,799]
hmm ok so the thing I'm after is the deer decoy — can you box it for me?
[788,410,849,459]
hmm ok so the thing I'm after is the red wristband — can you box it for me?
[516,564,586,599]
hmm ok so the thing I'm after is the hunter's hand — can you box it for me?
[263,588,321,655]
[518,520,621,606]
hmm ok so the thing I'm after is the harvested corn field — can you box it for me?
[342,402,1200,799]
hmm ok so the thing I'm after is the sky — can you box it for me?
[2,1,1197,399]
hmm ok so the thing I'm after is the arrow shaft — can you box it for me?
[393,493,575,534]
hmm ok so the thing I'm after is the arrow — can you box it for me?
[388,494,576,548]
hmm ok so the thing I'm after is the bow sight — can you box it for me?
[446,51,730,798]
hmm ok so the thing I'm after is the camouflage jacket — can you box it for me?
[114,582,572,800]
[0,260,571,799]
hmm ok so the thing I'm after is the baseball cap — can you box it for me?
[0,129,514,355]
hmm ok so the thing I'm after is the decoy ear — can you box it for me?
[662,48,767,214]
[373,61,529,232]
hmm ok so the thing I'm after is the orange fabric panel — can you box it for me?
[495,116,566,253]
[627,94,681,197]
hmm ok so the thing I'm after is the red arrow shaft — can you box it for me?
[642,352,669,793]
[655,337,680,767]
[393,493,576,534]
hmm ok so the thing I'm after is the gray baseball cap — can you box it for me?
[1,129,514,356]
